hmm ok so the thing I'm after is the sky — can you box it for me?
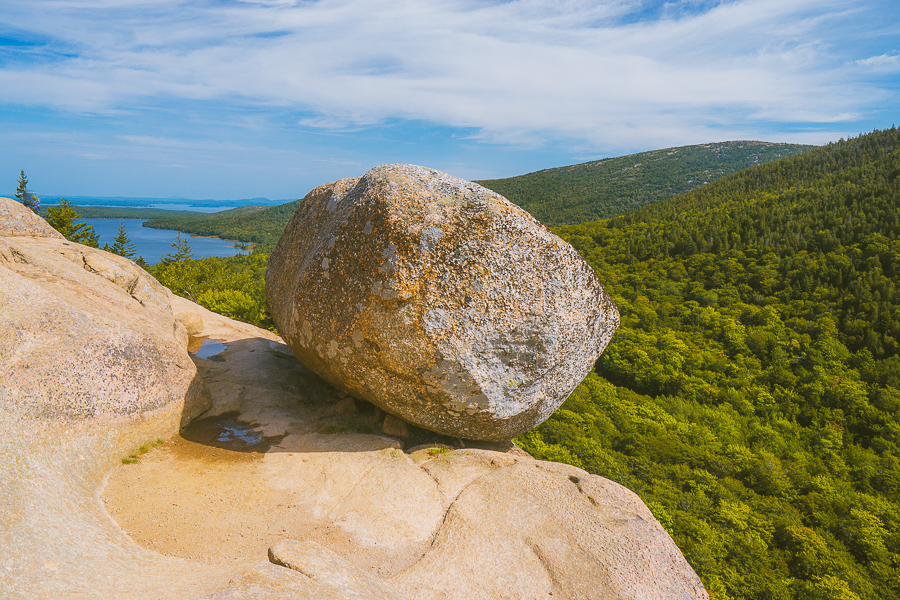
[1,0,898,200]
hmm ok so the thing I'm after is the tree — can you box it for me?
[15,169,27,202]
[42,199,99,247]
[109,221,137,259]
[161,232,194,264]
[15,169,40,214]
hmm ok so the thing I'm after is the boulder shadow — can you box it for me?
[179,335,522,457]
[180,410,287,453]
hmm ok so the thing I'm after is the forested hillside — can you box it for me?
[152,253,273,330]
[144,201,300,251]
[67,206,203,219]
[519,129,900,599]
[477,141,811,225]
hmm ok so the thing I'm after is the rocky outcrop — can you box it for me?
[0,197,215,600]
[266,165,619,441]
[201,540,409,600]
[1,197,705,600]
[105,295,708,600]
[0,203,210,427]
[267,540,408,600]
[0,196,64,238]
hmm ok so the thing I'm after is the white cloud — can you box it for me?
[0,0,895,150]
[856,53,900,74]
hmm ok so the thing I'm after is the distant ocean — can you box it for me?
[34,195,289,212]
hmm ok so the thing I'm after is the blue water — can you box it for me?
[84,219,248,265]
[192,338,227,359]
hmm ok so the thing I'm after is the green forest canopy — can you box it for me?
[477,141,811,225]
[518,128,900,600]
[63,206,205,219]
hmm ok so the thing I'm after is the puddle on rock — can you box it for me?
[188,337,228,359]
[181,411,285,452]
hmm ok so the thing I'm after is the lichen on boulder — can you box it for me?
[266,164,619,441]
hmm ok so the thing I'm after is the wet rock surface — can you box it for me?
[266,164,619,441]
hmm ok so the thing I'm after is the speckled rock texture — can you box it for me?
[266,164,619,441]
[0,195,64,238]
[266,540,409,600]
[0,197,215,599]
[0,231,209,427]
[200,543,408,600]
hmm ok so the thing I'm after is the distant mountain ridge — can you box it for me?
[138,140,812,249]
[35,195,288,208]
[476,141,812,225]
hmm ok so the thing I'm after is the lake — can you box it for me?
[84,218,248,264]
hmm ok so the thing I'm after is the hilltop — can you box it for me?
[476,141,811,225]
[110,129,900,598]
[0,194,705,600]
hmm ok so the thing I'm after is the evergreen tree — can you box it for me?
[14,169,27,202]
[161,232,194,264]
[109,221,137,259]
[42,199,99,247]
[14,169,40,214]
[25,194,40,214]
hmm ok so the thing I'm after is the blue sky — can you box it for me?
[1,0,898,200]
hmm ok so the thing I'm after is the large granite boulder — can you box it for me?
[266,165,619,441]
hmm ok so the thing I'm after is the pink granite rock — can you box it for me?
[266,165,619,441]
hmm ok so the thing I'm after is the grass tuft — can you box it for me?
[121,438,165,464]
